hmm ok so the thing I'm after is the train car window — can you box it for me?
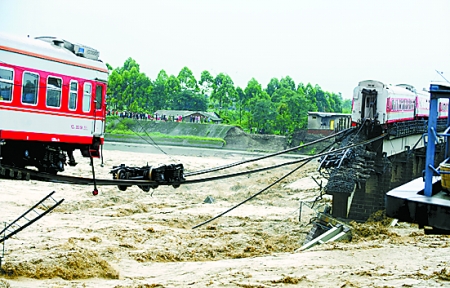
[69,81,78,110]
[46,77,62,108]
[22,72,38,105]
[82,82,91,112]
[95,85,103,110]
[0,68,13,102]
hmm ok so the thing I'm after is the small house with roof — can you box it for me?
[308,112,351,135]
[154,110,222,124]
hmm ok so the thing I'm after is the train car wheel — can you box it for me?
[116,169,129,191]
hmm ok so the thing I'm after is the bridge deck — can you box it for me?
[382,134,424,158]
[386,176,450,232]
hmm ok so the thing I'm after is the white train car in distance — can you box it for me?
[351,80,448,127]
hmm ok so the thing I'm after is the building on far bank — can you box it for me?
[154,110,222,124]
[307,112,351,135]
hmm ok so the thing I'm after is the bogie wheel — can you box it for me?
[116,169,129,191]
[138,185,151,192]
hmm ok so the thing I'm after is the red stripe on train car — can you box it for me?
[385,117,416,124]
[0,130,99,144]
[0,106,99,120]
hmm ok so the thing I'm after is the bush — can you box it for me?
[105,118,134,134]
[307,147,317,155]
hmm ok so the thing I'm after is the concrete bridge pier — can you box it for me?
[331,144,445,221]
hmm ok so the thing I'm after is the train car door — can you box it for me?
[93,83,104,136]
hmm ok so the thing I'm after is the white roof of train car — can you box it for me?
[0,32,108,75]
[357,80,416,97]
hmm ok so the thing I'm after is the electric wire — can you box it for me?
[0,132,386,187]
[109,116,169,156]
[185,128,354,177]
[192,135,340,229]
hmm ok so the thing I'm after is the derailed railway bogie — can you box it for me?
[110,163,185,192]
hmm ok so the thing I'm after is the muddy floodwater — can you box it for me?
[0,144,449,288]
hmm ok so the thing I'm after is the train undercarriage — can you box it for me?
[357,112,448,141]
[0,138,101,174]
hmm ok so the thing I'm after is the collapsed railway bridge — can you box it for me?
[320,120,447,221]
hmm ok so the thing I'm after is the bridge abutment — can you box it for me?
[347,163,391,220]
[331,144,445,221]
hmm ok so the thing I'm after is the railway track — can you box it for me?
[0,129,386,194]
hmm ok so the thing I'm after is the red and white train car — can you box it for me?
[395,84,430,119]
[351,80,448,127]
[0,33,108,173]
[438,98,449,119]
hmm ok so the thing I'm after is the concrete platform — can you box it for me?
[386,176,450,231]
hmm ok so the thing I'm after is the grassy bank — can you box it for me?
[105,132,226,148]
[105,117,227,148]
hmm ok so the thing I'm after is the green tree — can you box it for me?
[150,70,169,111]
[177,66,199,91]
[249,97,276,133]
[172,90,207,111]
[107,59,350,133]
[330,92,344,112]
[284,92,309,130]
[265,77,280,97]
[199,70,214,96]
[235,86,251,126]
[314,85,330,112]
[245,78,263,100]
[280,76,296,91]
[271,88,308,133]
[210,73,236,112]
[106,69,123,110]
[122,57,140,72]
[244,78,267,129]
[275,100,290,134]
[304,83,318,112]
[106,57,152,112]
[342,98,352,113]
[166,75,181,109]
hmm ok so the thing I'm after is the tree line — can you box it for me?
[106,57,352,135]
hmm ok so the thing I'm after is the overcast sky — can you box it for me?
[1,0,449,98]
